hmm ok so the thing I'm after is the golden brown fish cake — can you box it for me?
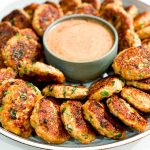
[42,84,88,99]
[107,95,148,132]
[119,29,141,51]
[88,76,124,101]
[2,9,31,29]
[112,46,150,80]
[136,26,150,40]
[121,87,150,113]
[82,0,101,10]
[101,0,123,8]
[19,28,39,41]
[60,100,96,144]
[59,0,82,14]
[126,79,150,91]
[100,3,134,31]
[19,61,65,84]
[30,96,70,143]
[24,3,39,19]
[72,3,99,16]
[125,5,138,19]
[32,3,63,36]
[142,38,150,50]
[0,22,19,68]
[83,100,126,139]
[1,34,41,70]
[0,67,17,85]
[134,12,150,31]
[0,79,41,137]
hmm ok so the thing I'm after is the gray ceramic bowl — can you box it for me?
[43,14,118,82]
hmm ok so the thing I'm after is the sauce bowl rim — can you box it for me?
[43,14,118,64]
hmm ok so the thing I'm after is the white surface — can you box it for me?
[0,0,150,150]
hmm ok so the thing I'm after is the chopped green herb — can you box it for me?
[119,77,125,84]
[26,81,38,94]
[44,118,48,124]
[23,67,28,74]
[100,90,109,97]
[11,109,17,119]
[115,133,122,138]
[65,124,73,132]
[126,95,131,100]
[81,134,88,139]
[48,86,53,92]
[20,92,27,100]
[71,86,77,95]
[63,86,66,98]
[139,74,144,78]
[112,81,116,86]
[100,121,105,128]
[107,99,112,105]
[0,107,3,112]
[140,23,144,29]
[61,108,66,114]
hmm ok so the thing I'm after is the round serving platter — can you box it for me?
[0,0,150,149]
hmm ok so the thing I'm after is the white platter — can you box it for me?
[0,0,150,150]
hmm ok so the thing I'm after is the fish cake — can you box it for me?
[119,29,141,51]
[107,95,148,132]
[2,9,31,29]
[82,0,101,10]
[32,3,63,36]
[0,67,17,85]
[18,61,65,84]
[134,12,150,31]
[59,0,81,14]
[19,28,39,41]
[60,100,96,144]
[72,3,98,16]
[42,84,88,99]
[126,79,150,91]
[112,46,150,80]
[125,5,138,19]
[88,76,124,101]
[136,26,150,40]
[1,34,41,70]
[30,96,70,143]
[0,79,41,137]
[83,100,126,139]
[121,87,150,113]
[24,3,39,19]
[100,3,134,31]
[0,22,19,68]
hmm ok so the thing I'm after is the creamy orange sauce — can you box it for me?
[46,19,114,62]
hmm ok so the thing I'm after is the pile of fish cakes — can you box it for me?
[0,0,150,145]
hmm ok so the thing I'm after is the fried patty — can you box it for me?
[107,95,148,132]
[2,9,31,29]
[134,12,150,31]
[136,26,150,40]
[24,3,39,19]
[83,100,126,139]
[1,34,41,70]
[0,79,41,137]
[125,5,138,19]
[100,3,133,31]
[0,67,17,84]
[42,84,88,99]
[121,87,150,113]
[126,79,150,91]
[19,28,39,41]
[88,76,124,101]
[30,96,70,143]
[60,100,96,144]
[32,3,63,36]
[59,0,81,13]
[82,0,101,10]
[0,22,19,68]
[72,3,98,16]
[112,46,150,80]
[118,29,141,51]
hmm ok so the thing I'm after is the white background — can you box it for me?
[0,0,149,150]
